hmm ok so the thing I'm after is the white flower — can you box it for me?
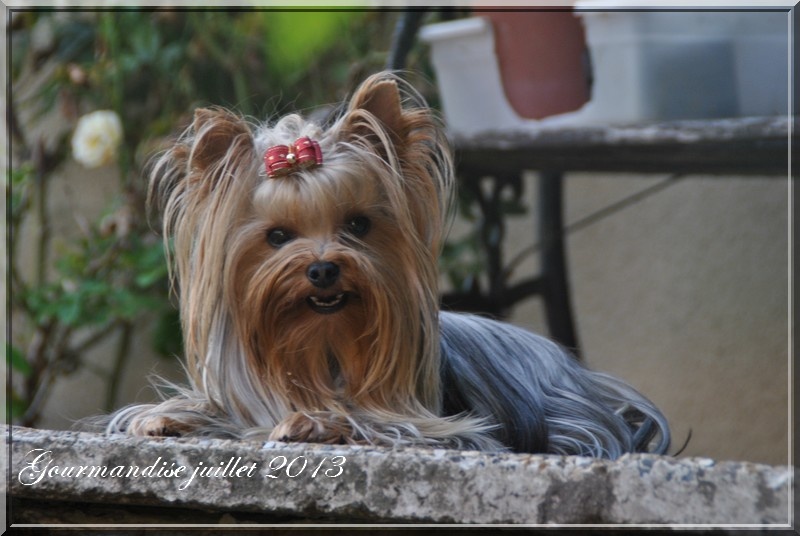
[71,110,123,168]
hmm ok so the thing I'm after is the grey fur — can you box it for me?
[439,312,670,458]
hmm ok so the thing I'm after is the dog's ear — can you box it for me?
[190,107,253,171]
[341,76,408,148]
[339,74,453,253]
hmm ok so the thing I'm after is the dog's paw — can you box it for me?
[269,412,353,444]
[129,416,188,438]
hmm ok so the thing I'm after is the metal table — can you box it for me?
[443,116,792,355]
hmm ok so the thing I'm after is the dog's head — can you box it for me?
[151,73,453,414]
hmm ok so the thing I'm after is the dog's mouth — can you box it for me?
[306,293,349,315]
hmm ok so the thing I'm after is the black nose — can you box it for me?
[307,261,340,289]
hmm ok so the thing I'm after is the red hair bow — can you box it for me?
[264,137,323,178]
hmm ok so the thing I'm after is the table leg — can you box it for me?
[539,171,580,356]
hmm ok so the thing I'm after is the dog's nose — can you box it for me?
[307,261,340,289]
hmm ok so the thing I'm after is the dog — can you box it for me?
[106,72,670,459]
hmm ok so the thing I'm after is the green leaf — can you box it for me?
[57,294,82,326]
[152,309,183,358]
[7,343,32,375]
[10,390,29,419]
[109,288,158,320]
[135,268,166,289]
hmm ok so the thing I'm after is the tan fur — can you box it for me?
[108,73,496,449]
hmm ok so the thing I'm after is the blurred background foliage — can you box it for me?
[8,9,452,428]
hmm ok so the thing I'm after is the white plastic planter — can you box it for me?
[420,17,526,135]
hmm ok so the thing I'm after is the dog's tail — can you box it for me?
[439,312,670,458]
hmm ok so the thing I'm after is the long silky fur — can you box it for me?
[439,313,670,457]
[102,72,670,457]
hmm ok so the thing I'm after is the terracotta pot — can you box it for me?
[482,11,590,120]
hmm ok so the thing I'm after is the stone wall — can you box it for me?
[3,426,792,529]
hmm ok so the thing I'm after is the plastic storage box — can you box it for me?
[574,8,789,124]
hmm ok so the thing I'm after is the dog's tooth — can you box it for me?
[310,293,345,307]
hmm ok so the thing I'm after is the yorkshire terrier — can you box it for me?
[107,72,670,458]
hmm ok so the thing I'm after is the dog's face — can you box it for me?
[229,158,418,403]
[252,170,383,320]
[154,76,453,412]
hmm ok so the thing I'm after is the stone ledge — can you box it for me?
[3,425,792,527]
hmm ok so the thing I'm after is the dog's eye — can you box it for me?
[345,215,371,238]
[267,228,294,247]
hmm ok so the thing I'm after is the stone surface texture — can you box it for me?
[4,425,792,527]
